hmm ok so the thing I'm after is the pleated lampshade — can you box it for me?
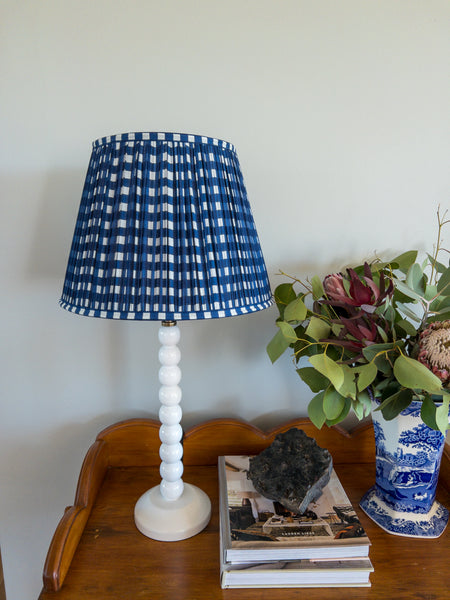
[60,132,272,321]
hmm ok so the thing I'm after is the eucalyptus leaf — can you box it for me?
[297,367,329,392]
[431,291,450,310]
[284,296,307,323]
[336,364,357,399]
[395,302,421,322]
[396,319,418,337]
[307,391,326,429]
[358,389,372,415]
[378,382,401,403]
[325,398,351,426]
[390,251,418,273]
[362,342,396,362]
[406,263,425,294]
[381,304,396,323]
[352,390,372,420]
[354,362,378,391]
[274,283,296,305]
[435,399,450,435]
[267,329,290,363]
[437,266,450,294]
[274,283,296,318]
[420,394,439,430]
[323,387,347,420]
[309,353,344,390]
[393,355,443,393]
[430,295,450,311]
[374,354,393,376]
[424,284,438,301]
[429,294,450,320]
[352,398,365,420]
[379,388,413,420]
[427,254,447,274]
[376,325,389,343]
[305,316,331,341]
[277,320,298,343]
[311,275,324,300]
[395,280,423,302]
[393,287,420,305]
[331,323,343,336]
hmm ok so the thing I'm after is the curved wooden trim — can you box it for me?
[43,440,109,592]
[96,418,161,467]
[96,417,160,440]
[184,418,374,466]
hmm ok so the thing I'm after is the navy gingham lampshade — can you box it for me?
[60,132,273,320]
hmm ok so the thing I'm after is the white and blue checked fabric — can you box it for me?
[60,132,273,320]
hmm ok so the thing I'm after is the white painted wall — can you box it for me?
[1,1,449,598]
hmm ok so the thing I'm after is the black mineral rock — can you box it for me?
[247,428,333,514]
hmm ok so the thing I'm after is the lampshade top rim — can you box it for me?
[92,131,236,152]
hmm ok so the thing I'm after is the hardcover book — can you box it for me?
[218,455,371,564]
[220,557,374,589]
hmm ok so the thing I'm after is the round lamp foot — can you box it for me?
[134,483,211,541]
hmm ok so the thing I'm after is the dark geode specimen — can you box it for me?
[247,428,333,514]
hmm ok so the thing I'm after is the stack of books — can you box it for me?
[218,455,373,589]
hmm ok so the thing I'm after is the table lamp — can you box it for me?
[60,132,273,541]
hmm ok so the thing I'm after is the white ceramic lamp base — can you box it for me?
[134,322,211,541]
[135,483,211,541]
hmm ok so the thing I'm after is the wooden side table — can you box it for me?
[38,418,449,600]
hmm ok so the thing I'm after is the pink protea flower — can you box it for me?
[319,263,394,358]
[323,263,393,312]
[323,273,347,302]
[418,320,450,387]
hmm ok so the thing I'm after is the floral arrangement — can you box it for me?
[267,209,450,435]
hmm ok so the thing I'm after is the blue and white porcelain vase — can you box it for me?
[360,400,448,538]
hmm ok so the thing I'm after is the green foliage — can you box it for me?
[378,389,414,421]
[437,267,450,294]
[308,391,326,429]
[436,398,450,432]
[393,355,443,394]
[311,275,324,300]
[421,394,439,430]
[308,354,344,390]
[297,367,329,393]
[323,387,346,420]
[276,320,297,343]
[266,208,450,434]
[390,250,418,273]
[267,328,291,364]
[284,296,307,322]
[305,317,331,341]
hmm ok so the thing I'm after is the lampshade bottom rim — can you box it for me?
[59,299,274,320]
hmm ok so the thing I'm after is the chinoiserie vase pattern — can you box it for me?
[360,400,448,538]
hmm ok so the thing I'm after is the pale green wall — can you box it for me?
[1,1,449,598]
